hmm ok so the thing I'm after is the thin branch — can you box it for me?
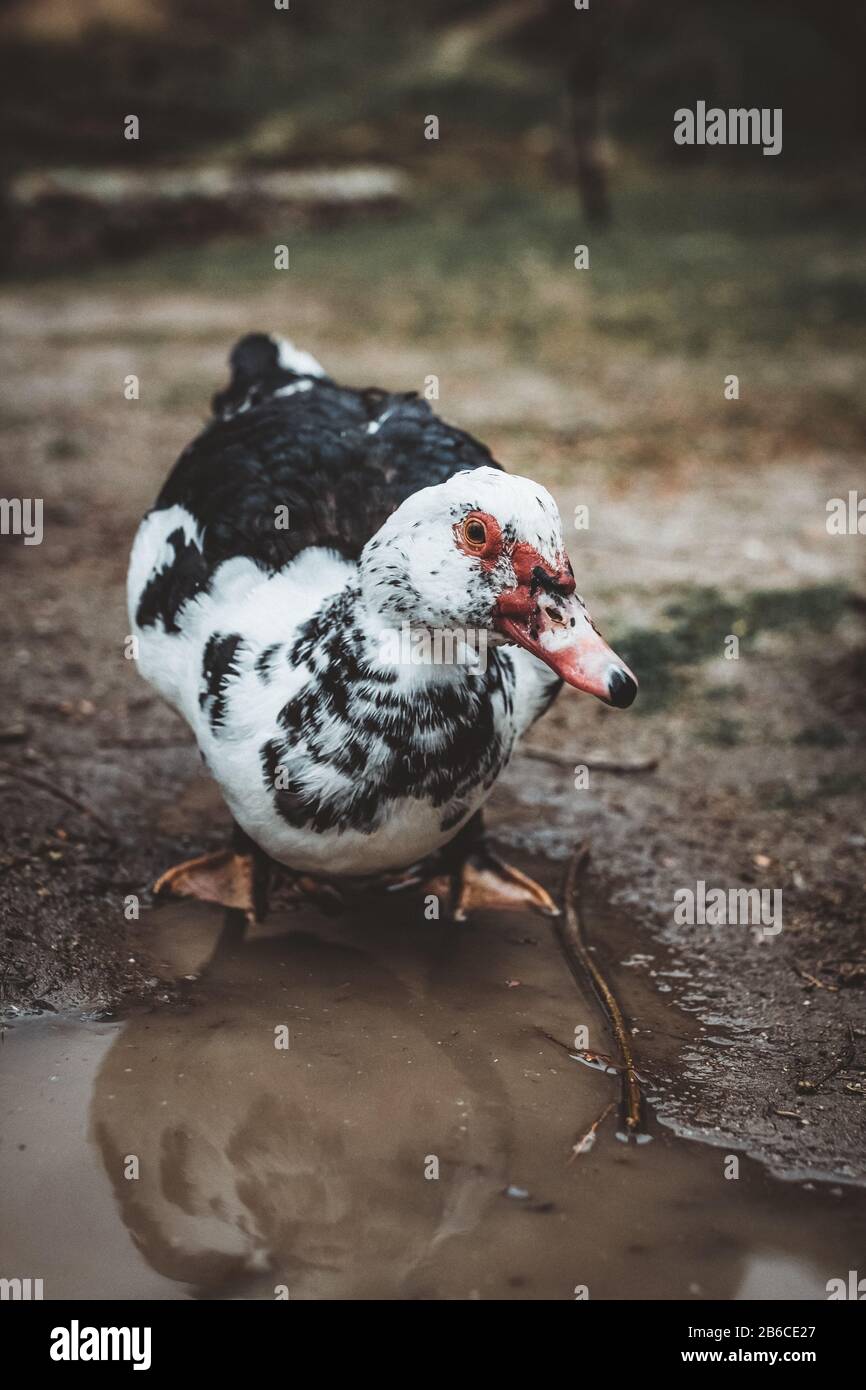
[535,1027,575,1055]
[569,1102,616,1162]
[793,962,839,993]
[519,746,658,774]
[554,842,645,1137]
[0,760,115,838]
[796,1024,856,1094]
[536,1026,634,1073]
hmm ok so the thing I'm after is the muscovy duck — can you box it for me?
[128,334,637,920]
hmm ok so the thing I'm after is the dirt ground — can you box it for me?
[1,173,864,1185]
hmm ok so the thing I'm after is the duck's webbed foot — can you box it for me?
[425,813,560,921]
[154,825,271,921]
[154,849,261,918]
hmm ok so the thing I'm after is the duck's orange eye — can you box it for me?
[454,509,501,560]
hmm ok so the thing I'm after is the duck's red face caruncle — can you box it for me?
[454,508,638,708]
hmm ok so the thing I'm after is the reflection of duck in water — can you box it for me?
[91,921,509,1300]
[88,908,777,1301]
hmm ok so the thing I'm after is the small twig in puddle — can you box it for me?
[536,1027,634,1076]
[569,1102,616,1162]
[571,1049,626,1075]
[554,843,646,1139]
[536,1027,575,1055]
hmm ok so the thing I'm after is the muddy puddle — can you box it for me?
[3,862,864,1302]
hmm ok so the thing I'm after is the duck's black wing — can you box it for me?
[154,334,501,573]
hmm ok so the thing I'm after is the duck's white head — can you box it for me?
[359,466,637,707]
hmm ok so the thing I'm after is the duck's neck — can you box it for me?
[345,582,494,695]
[257,579,513,849]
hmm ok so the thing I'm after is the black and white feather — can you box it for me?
[127,333,564,876]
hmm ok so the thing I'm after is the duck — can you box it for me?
[127,333,637,921]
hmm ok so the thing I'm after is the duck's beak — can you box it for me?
[495,586,638,708]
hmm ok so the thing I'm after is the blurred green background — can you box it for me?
[2,0,865,175]
[2,1,865,356]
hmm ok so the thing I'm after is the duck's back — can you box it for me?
[137,334,499,627]
[125,336,521,875]
[126,332,506,756]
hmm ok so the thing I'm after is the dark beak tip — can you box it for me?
[607,668,638,709]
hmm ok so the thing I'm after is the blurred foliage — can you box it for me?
[57,172,866,360]
[0,0,864,179]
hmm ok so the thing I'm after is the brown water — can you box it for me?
[1,883,863,1301]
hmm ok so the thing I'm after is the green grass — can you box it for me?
[613,583,850,714]
[21,171,864,366]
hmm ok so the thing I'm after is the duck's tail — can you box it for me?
[211,333,327,418]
